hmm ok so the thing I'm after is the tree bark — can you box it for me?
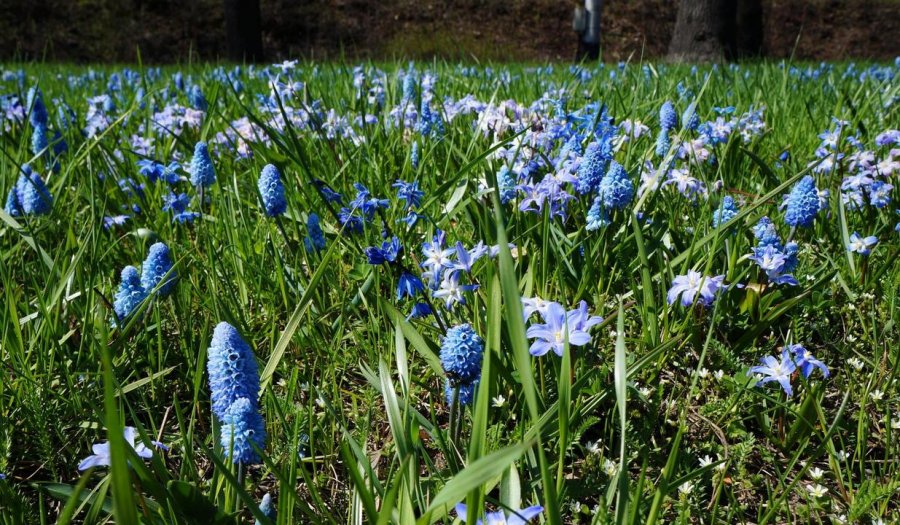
[575,0,602,61]
[667,0,736,62]
[224,0,264,63]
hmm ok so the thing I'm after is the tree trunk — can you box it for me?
[667,0,736,62]
[224,0,264,63]
[735,0,764,58]
[574,0,602,61]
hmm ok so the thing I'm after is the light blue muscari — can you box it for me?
[113,266,147,321]
[141,242,177,298]
[219,397,266,465]
[189,141,216,188]
[258,164,287,217]
[207,322,261,420]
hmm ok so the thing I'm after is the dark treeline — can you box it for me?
[1,0,897,63]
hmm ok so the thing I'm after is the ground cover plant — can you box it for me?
[1,59,899,524]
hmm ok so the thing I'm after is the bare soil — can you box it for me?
[0,0,897,63]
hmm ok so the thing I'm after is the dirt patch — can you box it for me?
[0,0,897,63]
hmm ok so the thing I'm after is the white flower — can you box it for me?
[835,450,850,461]
[585,441,602,455]
[831,514,847,524]
[891,417,900,430]
[699,455,714,468]
[870,389,885,401]
[678,481,695,495]
[492,394,507,408]
[713,369,725,381]
[847,357,864,370]
[809,467,825,480]
[603,459,619,477]
[697,367,709,379]
[806,484,828,498]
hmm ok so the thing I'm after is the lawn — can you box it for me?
[1,60,899,524]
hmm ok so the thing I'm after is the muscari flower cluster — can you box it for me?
[4,165,52,217]
[258,164,287,217]
[748,343,828,396]
[440,324,484,406]
[207,322,266,464]
[113,242,177,321]
[782,175,822,228]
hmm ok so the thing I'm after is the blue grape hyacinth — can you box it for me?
[141,242,177,297]
[17,172,53,215]
[255,493,277,525]
[439,324,484,385]
[304,213,326,252]
[4,186,20,216]
[31,124,49,156]
[712,196,739,227]
[655,130,671,157]
[257,164,287,217]
[659,101,678,132]
[189,141,216,188]
[207,322,261,420]
[219,397,266,465]
[411,141,420,170]
[585,196,610,231]
[575,141,610,195]
[113,266,147,321]
[784,176,820,228]
[444,378,478,407]
[27,86,48,128]
[682,102,699,131]
[598,161,633,210]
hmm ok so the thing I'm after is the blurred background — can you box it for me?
[1,0,898,63]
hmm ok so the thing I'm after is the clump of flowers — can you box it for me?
[6,167,53,216]
[667,271,725,307]
[525,300,602,357]
[257,164,287,217]
[207,322,266,464]
[113,266,147,321]
[440,324,484,406]
[783,175,822,228]
[140,242,177,298]
[748,217,799,286]
[712,196,739,228]
[748,344,828,396]
[189,141,216,188]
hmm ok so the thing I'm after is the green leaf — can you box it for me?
[419,440,533,524]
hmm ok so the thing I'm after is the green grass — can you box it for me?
[1,59,899,524]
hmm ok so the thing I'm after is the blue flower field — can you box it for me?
[1,60,899,523]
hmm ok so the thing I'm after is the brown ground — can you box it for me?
[0,0,898,63]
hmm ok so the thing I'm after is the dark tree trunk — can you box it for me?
[735,0,764,58]
[224,0,264,63]
[574,0,602,61]
[667,0,736,62]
